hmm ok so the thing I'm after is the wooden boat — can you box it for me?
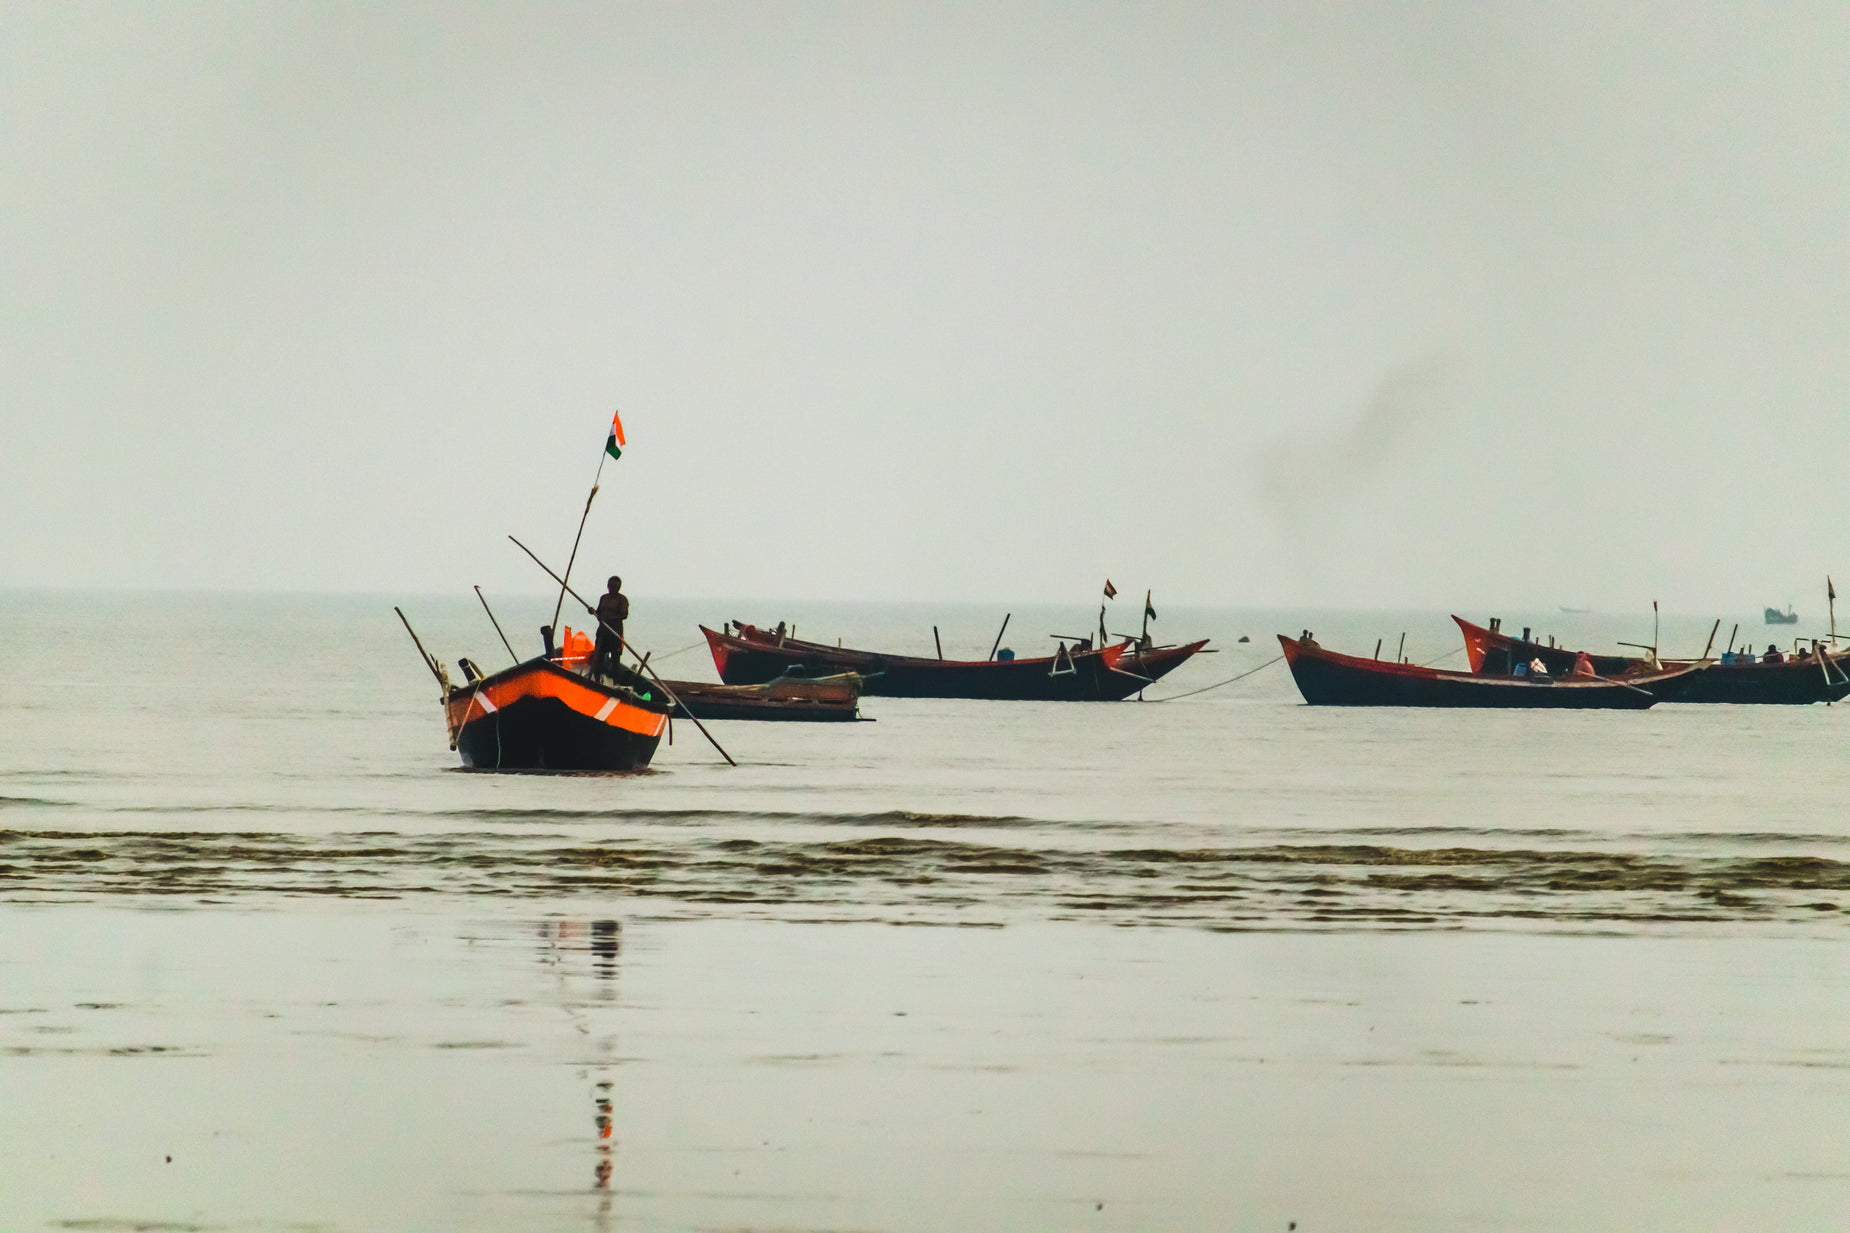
[701,622,1208,700]
[443,655,671,771]
[1277,633,1693,708]
[658,672,864,722]
[1454,616,1850,705]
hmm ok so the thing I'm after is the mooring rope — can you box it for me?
[645,639,708,664]
[1145,653,1284,702]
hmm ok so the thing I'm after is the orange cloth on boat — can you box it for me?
[559,626,596,663]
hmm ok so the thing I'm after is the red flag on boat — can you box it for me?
[1103,580,1117,600]
[1144,590,1157,622]
[605,409,626,462]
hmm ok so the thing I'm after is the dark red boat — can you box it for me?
[443,656,671,771]
[1277,633,1697,708]
[1454,616,1850,706]
[702,622,1208,701]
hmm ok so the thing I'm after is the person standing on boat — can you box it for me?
[593,576,629,678]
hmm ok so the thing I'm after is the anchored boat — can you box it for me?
[702,622,1207,701]
[1278,632,1697,708]
[1455,615,1850,705]
[660,672,864,722]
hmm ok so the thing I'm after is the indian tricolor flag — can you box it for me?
[605,409,626,462]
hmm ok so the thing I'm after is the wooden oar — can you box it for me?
[1580,665,1664,699]
[509,536,737,767]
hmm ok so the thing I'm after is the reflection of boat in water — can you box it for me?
[1766,606,1799,625]
[1278,632,1691,708]
[1455,615,1850,706]
[702,621,1207,700]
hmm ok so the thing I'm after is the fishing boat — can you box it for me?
[701,622,1207,700]
[1277,633,1692,708]
[1454,615,1850,705]
[659,672,864,722]
[1766,606,1799,625]
[441,653,671,771]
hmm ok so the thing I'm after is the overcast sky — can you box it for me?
[4,2,1846,611]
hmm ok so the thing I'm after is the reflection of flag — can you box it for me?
[1144,590,1157,622]
[1102,579,1117,600]
[605,409,626,462]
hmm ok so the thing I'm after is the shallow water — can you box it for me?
[3,591,1848,1229]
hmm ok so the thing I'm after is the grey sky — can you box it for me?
[4,2,1846,611]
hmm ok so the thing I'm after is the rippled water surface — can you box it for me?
[4,591,1849,1230]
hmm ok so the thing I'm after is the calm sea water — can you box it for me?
[3,591,1848,1230]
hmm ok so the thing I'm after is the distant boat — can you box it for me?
[1559,606,1592,614]
[659,672,864,722]
[1766,606,1799,625]
[1276,632,1695,708]
[703,621,1207,701]
[1454,615,1850,705]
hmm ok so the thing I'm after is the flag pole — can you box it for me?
[551,448,608,632]
[1829,575,1837,644]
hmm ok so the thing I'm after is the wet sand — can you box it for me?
[5,825,1849,930]
[4,903,1849,1232]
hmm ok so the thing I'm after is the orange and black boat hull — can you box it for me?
[443,658,671,772]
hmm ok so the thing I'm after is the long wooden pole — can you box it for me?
[1698,618,1720,662]
[933,626,943,660]
[988,613,1011,661]
[394,606,444,687]
[474,586,518,662]
[511,536,736,767]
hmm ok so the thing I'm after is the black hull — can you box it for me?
[1282,639,1660,709]
[1665,662,1850,705]
[455,695,662,771]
